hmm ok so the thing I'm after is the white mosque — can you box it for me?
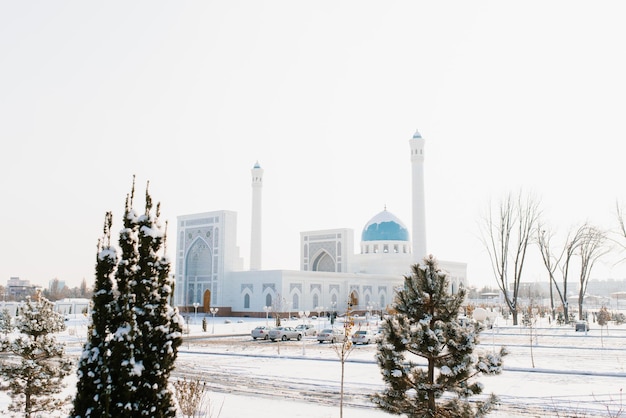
[173,130,467,317]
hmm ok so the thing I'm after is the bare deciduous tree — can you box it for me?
[577,224,609,320]
[611,201,626,266]
[538,222,608,322]
[537,224,585,322]
[332,301,355,418]
[480,191,540,325]
[174,378,223,418]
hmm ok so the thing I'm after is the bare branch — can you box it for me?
[479,191,540,325]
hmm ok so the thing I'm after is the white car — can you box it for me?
[295,324,317,336]
[268,326,303,341]
[251,326,272,340]
[317,328,347,344]
[351,329,376,345]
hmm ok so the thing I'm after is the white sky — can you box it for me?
[2,1,626,290]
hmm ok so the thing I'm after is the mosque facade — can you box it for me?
[173,130,467,316]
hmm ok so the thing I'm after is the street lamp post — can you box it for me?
[299,310,310,355]
[210,307,219,334]
[192,302,200,323]
[315,306,323,331]
[263,306,272,327]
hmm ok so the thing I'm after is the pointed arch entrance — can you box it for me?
[349,290,359,308]
[203,289,211,312]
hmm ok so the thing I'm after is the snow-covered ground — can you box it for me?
[4,313,626,417]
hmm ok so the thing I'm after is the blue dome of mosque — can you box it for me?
[361,209,410,242]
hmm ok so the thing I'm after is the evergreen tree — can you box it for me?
[372,255,507,418]
[0,307,13,335]
[134,185,183,417]
[597,305,611,347]
[0,294,73,417]
[107,184,143,416]
[71,177,182,418]
[72,212,117,417]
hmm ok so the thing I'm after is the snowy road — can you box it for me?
[57,316,626,417]
[174,325,626,418]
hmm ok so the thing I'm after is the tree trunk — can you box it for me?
[549,280,555,320]
[340,359,345,418]
[25,390,31,418]
[427,355,436,414]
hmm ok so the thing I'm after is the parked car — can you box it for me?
[251,325,272,340]
[351,329,376,345]
[295,324,317,336]
[317,328,347,344]
[575,321,589,332]
[269,326,303,341]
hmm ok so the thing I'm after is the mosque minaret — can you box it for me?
[250,161,264,270]
[409,129,427,262]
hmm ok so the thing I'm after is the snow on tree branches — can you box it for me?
[0,294,73,417]
[71,178,183,418]
[372,255,508,418]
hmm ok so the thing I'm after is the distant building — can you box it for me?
[6,277,39,301]
[174,130,467,316]
[48,278,67,291]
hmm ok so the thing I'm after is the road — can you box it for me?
[174,330,626,417]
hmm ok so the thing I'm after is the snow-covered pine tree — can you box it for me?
[72,211,117,418]
[71,177,183,418]
[0,294,73,417]
[0,307,13,335]
[107,182,143,416]
[597,305,611,347]
[372,255,507,418]
[133,185,182,417]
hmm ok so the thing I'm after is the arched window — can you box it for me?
[265,293,272,307]
[244,293,250,309]
[312,294,319,308]
[312,251,335,272]
[292,293,299,310]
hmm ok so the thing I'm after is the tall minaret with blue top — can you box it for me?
[409,129,427,261]
[250,161,264,270]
